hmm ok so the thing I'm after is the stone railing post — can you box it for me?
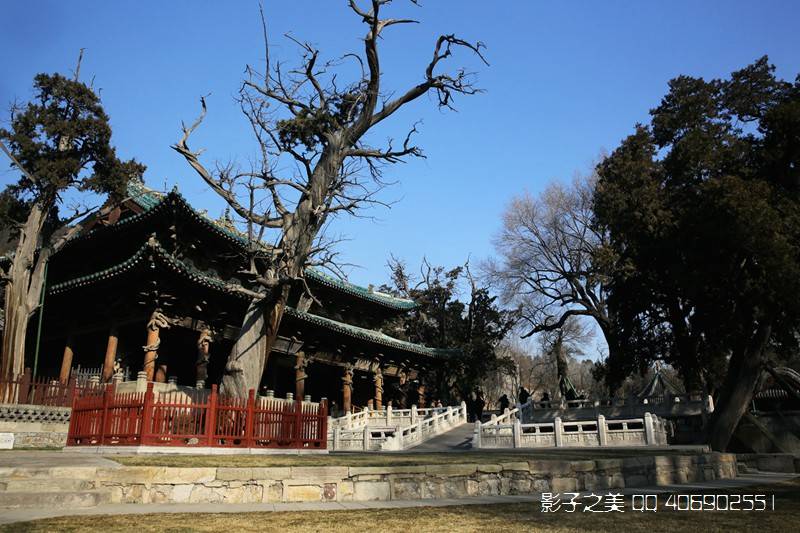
[362,426,370,451]
[411,404,418,424]
[644,412,655,445]
[460,401,467,422]
[554,416,564,447]
[333,426,341,450]
[512,419,522,448]
[386,404,392,425]
[136,370,147,393]
[705,394,715,413]
[597,414,608,446]
[473,420,482,448]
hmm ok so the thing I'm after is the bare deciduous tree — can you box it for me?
[486,172,621,361]
[172,1,487,397]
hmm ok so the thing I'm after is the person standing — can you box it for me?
[475,389,486,423]
[518,386,530,405]
[498,393,510,413]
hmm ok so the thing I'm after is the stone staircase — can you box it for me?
[0,468,111,509]
[328,403,468,451]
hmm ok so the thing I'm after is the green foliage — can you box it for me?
[0,73,145,212]
[382,261,517,401]
[593,56,800,391]
[276,89,365,153]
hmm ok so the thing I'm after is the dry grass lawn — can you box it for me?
[5,479,797,533]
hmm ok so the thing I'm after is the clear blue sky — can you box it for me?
[2,0,799,289]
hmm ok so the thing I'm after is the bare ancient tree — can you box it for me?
[486,172,620,359]
[172,1,487,397]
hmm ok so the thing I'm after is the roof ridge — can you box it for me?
[59,179,416,310]
[125,180,416,311]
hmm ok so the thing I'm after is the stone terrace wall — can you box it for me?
[0,404,70,448]
[0,453,737,504]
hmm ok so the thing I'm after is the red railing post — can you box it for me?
[206,385,218,447]
[99,384,112,445]
[65,377,77,407]
[18,368,32,404]
[293,398,302,448]
[244,389,256,448]
[140,382,154,446]
[66,375,81,445]
[320,399,328,449]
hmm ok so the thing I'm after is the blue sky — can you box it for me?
[2,0,799,291]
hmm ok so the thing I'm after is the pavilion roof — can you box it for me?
[47,239,448,360]
[58,179,417,311]
[637,367,685,399]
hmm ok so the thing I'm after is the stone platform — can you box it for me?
[0,451,740,507]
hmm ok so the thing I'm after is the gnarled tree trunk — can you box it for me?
[220,285,290,398]
[706,321,772,451]
[1,202,48,378]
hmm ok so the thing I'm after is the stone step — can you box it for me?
[0,490,109,509]
[0,477,95,492]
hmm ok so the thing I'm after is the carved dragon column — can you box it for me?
[342,363,354,414]
[195,328,213,388]
[295,351,309,400]
[372,361,384,410]
[143,310,170,382]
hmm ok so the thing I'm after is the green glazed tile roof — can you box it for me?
[48,239,250,299]
[59,179,417,311]
[284,307,456,359]
[48,239,447,359]
[304,268,416,310]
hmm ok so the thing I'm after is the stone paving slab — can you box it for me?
[0,472,795,525]
[0,451,120,469]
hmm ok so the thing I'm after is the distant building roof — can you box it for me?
[637,367,685,399]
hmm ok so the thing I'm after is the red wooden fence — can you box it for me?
[67,383,328,450]
[0,368,100,407]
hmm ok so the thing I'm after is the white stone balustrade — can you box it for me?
[474,412,669,449]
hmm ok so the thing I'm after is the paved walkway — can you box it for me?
[0,472,794,525]
[0,450,120,469]
[407,423,474,452]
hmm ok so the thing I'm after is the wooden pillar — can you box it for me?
[417,384,426,408]
[59,335,74,385]
[295,351,308,400]
[195,328,212,387]
[342,363,354,414]
[101,325,119,383]
[373,365,383,410]
[143,311,162,382]
[155,363,168,383]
